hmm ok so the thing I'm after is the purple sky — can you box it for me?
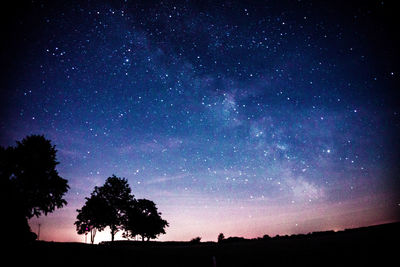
[1,0,399,243]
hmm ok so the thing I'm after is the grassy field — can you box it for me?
[9,222,399,266]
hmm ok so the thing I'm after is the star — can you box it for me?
[2,0,398,243]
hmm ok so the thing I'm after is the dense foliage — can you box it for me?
[0,135,69,243]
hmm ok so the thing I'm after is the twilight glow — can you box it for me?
[1,0,399,243]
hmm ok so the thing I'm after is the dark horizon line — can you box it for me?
[34,220,400,245]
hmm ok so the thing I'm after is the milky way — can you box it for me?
[1,0,399,242]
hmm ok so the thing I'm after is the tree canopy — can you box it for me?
[0,135,69,243]
[74,194,113,244]
[75,176,168,243]
[75,175,134,242]
[123,199,169,241]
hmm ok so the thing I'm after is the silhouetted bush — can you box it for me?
[218,233,225,243]
[262,234,271,240]
[190,237,201,243]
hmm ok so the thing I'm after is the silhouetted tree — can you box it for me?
[218,233,225,243]
[0,135,69,243]
[123,199,169,241]
[75,194,113,244]
[84,175,134,241]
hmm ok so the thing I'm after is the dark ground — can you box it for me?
[7,222,399,266]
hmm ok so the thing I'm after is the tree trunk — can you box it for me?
[90,228,96,244]
[111,225,116,242]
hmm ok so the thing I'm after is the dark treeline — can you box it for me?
[216,230,337,244]
[13,222,399,267]
[216,224,399,244]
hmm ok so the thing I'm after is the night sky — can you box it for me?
[1,0,399,243]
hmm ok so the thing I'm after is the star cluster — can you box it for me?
[1,0,399,242]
